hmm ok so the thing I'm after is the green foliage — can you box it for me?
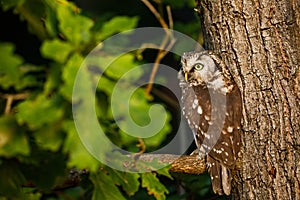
[91,171,127,200]
[0,43,42,90]
[0,0,212,199]
[41,39,73,63]
[16,94,64,130]
[141,172,169,200]
[96,16,139,41]
[0,116,30,157]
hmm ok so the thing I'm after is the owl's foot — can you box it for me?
[190,148,199,156]
[190,148,206,160]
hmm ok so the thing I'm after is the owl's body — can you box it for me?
[178,51,242,195]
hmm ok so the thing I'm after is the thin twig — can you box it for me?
[5,96,14,115]
[140,0,169,29]
[140,0,176,96]
[166,5,173,30]
[1,93,30,114]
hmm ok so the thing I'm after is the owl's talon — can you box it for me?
[190,149,199,156]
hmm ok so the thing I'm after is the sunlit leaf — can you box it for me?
[16,94,64,130]
[0,116,30,157]
[63,120,100,172]
[60,53,84,101]
[44,5,58,37]
[0,0,25,11]
[141,172,169,200]
[115,88,171,149]
[43,63,62,95]
[34,123,64,151]
[156,166,173,180]
[57,4,94,45]
[107,168,140,196]
[0,43,24,89]
[143,110,171,148]
[40,39,73,63]
[90,171,126,200]
[96,16,139,41]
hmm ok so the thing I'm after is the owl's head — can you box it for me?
[180,51,225,91]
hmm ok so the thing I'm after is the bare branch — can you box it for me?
[140,0,168,29]
[140,0,176,97]
[166,5,173,30]
[1,93,30,114]
[130,153,207,174]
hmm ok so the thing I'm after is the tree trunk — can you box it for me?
[196,0,300,199]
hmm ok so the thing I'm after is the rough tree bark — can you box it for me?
[196,0,300,199]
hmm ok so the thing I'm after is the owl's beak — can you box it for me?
[184,72,188,81]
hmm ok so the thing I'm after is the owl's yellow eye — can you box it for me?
[193,63,204,70]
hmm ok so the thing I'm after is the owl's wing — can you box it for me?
[180,76,242,195]
[207,84,242,168]
[179,74,211,156]
[206,84,242,195]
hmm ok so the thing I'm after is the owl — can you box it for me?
[178,51,242,195]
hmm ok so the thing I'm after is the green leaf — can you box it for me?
[90,171,126,200]
[0,0,25,11]
[44,5,58,37]
[63,120,100,172]
[93,54,142,84]
[0,160,26,198]
[96,16,139,41]
[113,88,171,149]
[0,116,30,157]
[0,43,42,90]
[43,63,62,95]
[105,54,141,80]
[16,94,64,130]
[141,172,169,200]
[57,3,94,45]
[60,53,84,101]
[34,123,64,151]
[156,166,173,180]
[22,192,42,200]
[107,168,140,196]
[0,43,24,89]
[40,39,73,63]
[143,110,171,148]
[97,76,116,97]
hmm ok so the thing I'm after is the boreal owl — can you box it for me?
[178,51,242,195]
